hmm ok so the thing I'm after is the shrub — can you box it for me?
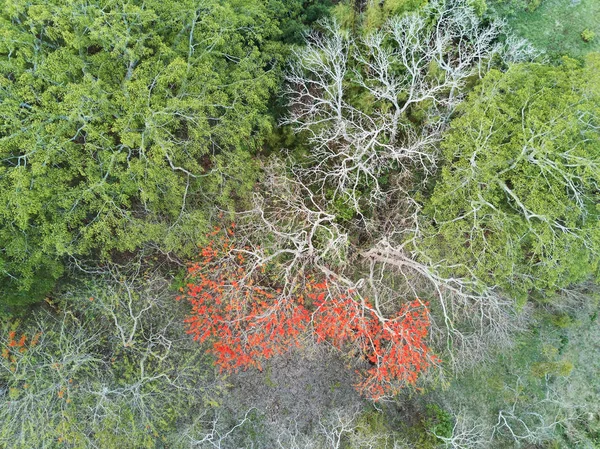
[582,29,596,42]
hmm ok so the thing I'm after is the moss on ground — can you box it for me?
[496,0,600,58]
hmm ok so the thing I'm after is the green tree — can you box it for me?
[267,0,333,44]
[0,0,292,306]
[422,55,600,303]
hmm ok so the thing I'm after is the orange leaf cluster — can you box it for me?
[313,295,437,399]
[181,227,437,400]
[3,331,41,360]
[183,228,313,372]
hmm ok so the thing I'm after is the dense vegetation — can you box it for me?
[0,0,331,306]
[423,56,600,303]
[1,0,599,448]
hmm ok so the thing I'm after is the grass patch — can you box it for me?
[497,0,600,58]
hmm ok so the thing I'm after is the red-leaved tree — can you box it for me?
[179,227,315,371]
[180,227,437,400]
[313,294,435,400]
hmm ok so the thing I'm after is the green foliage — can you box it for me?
[332,196,357,222]
[422,57,600,302]
[397,402,454,448]
[381,0,429,16]
[363,0,428,31]
[0,0,312,306]
[268,0,333,44]
[426,294,600,448]
[346,408,402,449]
[530,359,574,377]
[468,0,488,16]
[582,29,596,43]
[548,312,574,329]
[332,0,358,29]
[334,0,427,32]
[422,404,453,442]
[364,1,386,31]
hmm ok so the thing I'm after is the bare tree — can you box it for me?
[178,0,543,403]
[236,158,524,375]
[277,0,545,375]
[284,0,512,211]
[434,408,489,449]
[272,406,409,449]
[0,264,218,448]
[235,159,350,294]
[491,375,565,445]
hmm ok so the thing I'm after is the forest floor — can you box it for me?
[500,0,600,58]
[225,346,364,430]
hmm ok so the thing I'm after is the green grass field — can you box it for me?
[499,0,600,58]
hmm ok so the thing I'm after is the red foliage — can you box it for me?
[181,227,437,400]
[313,294,436,399]
[181,228,313,371]
[3,330,41,360]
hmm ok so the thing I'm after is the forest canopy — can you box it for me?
[1,0,599,448]
[422,56,600,303]
[0,0,330,305]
